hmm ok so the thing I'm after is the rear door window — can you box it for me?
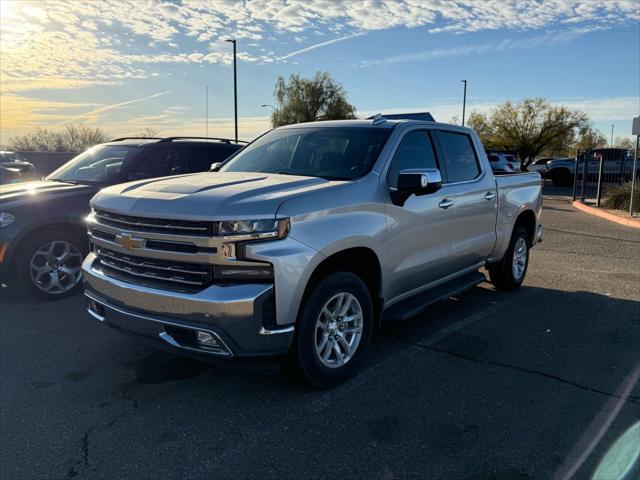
[437,131,481,183]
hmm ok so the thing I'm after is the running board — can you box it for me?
[384,271,487,322]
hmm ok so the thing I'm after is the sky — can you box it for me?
[0,0,639,145]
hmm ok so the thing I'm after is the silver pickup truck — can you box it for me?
[83,118,542,386]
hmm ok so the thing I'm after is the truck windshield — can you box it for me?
[46,145,141,184]
[220,127,391,180]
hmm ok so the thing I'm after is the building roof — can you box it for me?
[366,112,435,122]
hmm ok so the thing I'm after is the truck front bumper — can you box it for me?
[82,253,294,359]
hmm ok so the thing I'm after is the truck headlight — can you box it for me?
[215,218,290,240]
[0,212,15,228]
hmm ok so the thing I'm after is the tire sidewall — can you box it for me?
[293,271,374,387]
[14,230,88,300]
[506,226,530,288]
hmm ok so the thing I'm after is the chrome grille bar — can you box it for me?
[95,208,211,236]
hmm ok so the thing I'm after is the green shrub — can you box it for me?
[602,182,640,212]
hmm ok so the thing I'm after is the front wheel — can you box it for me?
[14,230,87,300]
[487,225,530,291]
[288,272,373,387]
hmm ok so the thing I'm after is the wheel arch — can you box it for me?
[299,247,383,326]
[514,209,536,245]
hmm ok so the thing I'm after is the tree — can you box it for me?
[613,136,635,151]
[467,98,589,169]
[8,125,110,152]
[573,126,607,152]
[271,71,356,127]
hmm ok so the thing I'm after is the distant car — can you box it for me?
[486,150,521,173]
[0,151,35,177]
[529,157,557,177]
[0,136,246,299]
[546,149,636,186]
[0,165,22,184]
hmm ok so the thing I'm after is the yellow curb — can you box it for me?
[571,201,640,229]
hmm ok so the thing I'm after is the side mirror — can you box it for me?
[391,168,442,206]
[210,162,222,172]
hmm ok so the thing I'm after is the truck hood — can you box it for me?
[91,172,345,219]
[0,180,94,208]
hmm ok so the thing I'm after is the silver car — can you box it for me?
[83,118,542,386]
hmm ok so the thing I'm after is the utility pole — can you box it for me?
[226,39,238,142]
[461,80,467,126]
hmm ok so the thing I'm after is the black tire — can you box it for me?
[551,168,571,186]
[13,229,88,300]
[287,271,374,388]
[487,225,530,291]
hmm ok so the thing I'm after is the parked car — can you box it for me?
[546,148,636,186]
[0,151,35,178]
[83,117,543,386]
[486,150,521,173]
[529,157,557,177]
[0,136,245,299]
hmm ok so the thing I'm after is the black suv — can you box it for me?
[0,136,245,299]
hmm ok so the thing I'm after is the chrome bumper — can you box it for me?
[82,253,294,358]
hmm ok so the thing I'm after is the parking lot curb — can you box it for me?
[571,201,640,229]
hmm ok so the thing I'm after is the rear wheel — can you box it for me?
[14,230,87,300]
[288,272,373,387]
[487,225,530,291]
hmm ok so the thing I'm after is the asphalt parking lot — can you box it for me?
[1,192,639,480]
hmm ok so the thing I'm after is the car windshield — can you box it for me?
[0,152,24,162]
[220,127,391,180]
[46,145,141,184]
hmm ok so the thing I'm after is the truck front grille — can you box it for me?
[95,246,213,291]
[94,208,213,236]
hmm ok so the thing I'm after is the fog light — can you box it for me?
[196,331,219,348]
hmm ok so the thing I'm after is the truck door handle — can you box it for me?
[438,199,454,209]
[484,192,496,200]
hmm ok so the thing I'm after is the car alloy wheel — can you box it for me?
[29,240,84,294]
[314,292,364,368]
[511,236,527,281]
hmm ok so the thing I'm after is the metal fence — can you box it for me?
[571,147,639,216]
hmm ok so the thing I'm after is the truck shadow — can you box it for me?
[112,283,639,393]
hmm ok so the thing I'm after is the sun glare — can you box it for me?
[0,0,19,21]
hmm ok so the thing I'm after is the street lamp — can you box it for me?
[460,80,467,127]
[261,104,277,126]
[225,38,238,142]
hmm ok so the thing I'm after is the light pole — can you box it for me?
[610,123,614,147]
[225,39,238,142]
[461,80,467,126]
[261,104,277,127]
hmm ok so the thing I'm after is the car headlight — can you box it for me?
[0,212,15,228]
[215,218,290,240]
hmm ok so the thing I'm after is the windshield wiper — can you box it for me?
[48,178,80,185]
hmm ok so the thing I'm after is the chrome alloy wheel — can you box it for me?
[29,240,83,294]
[512,237,527,281]
[315,292,363,368]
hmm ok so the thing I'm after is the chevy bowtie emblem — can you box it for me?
[115,233,145,250]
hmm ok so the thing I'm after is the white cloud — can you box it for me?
[0,0,637,93]
[279,32,365,60]
[359,96,640,130]
[50,91,172,127]
[360,27,602,67]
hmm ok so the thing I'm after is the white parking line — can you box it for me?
[552,362,640,480]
